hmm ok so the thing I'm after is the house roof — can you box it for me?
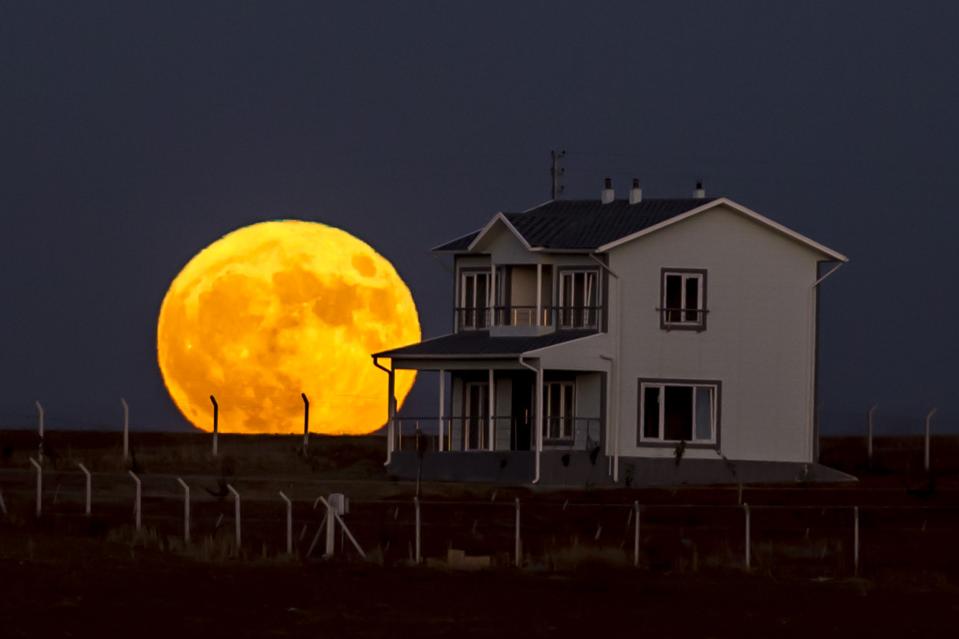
[373,330,595,359]
[432,198,715,252]
[432,196,847,262]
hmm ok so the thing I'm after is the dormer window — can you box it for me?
[660,268,707,331]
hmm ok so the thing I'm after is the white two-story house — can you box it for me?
[373,179,852,486]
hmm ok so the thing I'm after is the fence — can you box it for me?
[3,466,959,577]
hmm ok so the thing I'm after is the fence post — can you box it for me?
[633,501,640,567]
[29,457,42,518]
[78,463,91,516]
[301,393,310,455]
[924,408,938,472]
[121,398,130,462]
[128,470,141,530]
[744,503,751,570]
[325,497,336,556]
[0,489,6,517]
[514,498,521,568]
[227,484,241,550]
[867,404,877,464]
[210,395,219,457]
[414,496,421,564]
[35,402,44,464]
[279,491,293,555]
[176,478,190,543]
[853,506,860,577]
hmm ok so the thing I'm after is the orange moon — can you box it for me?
[156,220,419,434]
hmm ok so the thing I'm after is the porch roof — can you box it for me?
[373,330,594,359]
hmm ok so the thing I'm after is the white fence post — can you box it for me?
[78,463,91,516]
[414,496,421,564]
[121,398,130,462]
[924,408,938,472]
[176,478,190,543]
[325,497,336,556]
[128,470,141,530]
[853,506,860,577]
[514,498,521,568]
[301,393,310,455]
[29,457,42,518]
[35,401,44,464]
[279,491,293,555]
[744,503,751,570]
[633,501,640,567]
[227,484,241,550]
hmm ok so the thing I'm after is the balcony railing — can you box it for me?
[392,416,603,452]
[455,306,604,331]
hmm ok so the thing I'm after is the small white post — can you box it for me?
[438,370,446,452]
[924,408,938,472]
[279,491,293,555]
[488,369,495,451]
[744,503,751,570]
[867,404,877,463]
[78,463,91,516]
[176,478,190,543]
[121,398,130,462]
[853,506,860,577]
[633,501,640,567]
[35,401,44,464]
[0,490,6,517]
[29,457,42,518]
[414,496,421,564]
[514,498,521,568]
[227,484,241,550]
[128,470,141,530]
[325,497,336,556]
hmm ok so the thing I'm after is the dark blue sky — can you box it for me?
[1,1,956,434]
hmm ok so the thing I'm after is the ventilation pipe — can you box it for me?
[693,180,706,199]
[629,178,642,205]
[601,177,615,204]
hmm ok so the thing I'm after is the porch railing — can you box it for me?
[391,416,603,453]
[454,306,604,331]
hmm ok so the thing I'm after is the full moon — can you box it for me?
[157,220,420,435]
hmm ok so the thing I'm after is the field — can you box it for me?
[2,430,959,637]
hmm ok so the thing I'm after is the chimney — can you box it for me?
[629,178,642,205]
[693,180,706,199]
[601,177,615,204]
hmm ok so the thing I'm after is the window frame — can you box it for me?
[637,378,722,449]
[556,267,602,330]
[659,268,708,332]
[457,267,492,330]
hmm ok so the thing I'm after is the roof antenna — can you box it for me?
[550,150,566,200]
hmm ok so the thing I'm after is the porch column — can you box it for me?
[387,366,396,459]
[535,263,542,326]
[488,368,495,451]
[535,365,544,482]
[438,369,446,451]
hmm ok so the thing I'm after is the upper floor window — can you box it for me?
[660,269,707,331]
[459,270,491,330]
[558,269,600,329]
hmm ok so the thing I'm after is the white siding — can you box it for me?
[608,205,821,463]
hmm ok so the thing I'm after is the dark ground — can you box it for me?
[2,431,959,637]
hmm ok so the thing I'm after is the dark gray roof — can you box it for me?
[432,198,716,252]
[373,330,596,359]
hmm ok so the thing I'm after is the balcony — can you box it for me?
[455,305,604,333]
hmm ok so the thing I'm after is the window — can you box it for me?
[544,381,575,440]
[660,269,706,331]
[639,380,718,445]
[459,270,491,329]
[463,382,489,450]
[558,269,600,329]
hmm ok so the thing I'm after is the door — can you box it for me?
[463,382,488,450]
[510,373,533,451]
